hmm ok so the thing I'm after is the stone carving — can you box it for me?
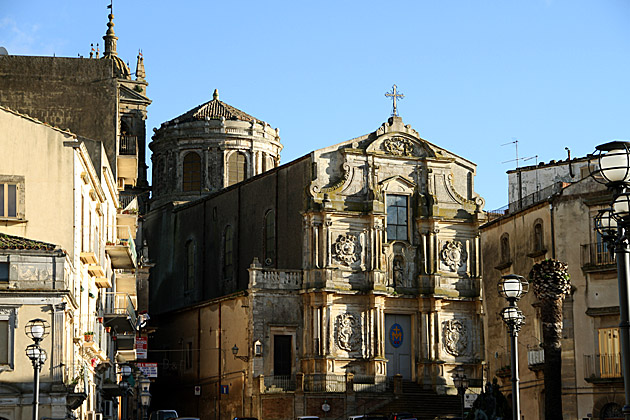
[443,319,468,356]
[382,136,414,156]
[335,313,361,352]
[333,234,360,266]
[441,240,467,272]
[392,258,404,287]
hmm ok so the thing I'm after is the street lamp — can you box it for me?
[25,318,50,420]
[498,274,528,420]
[232,344,249,362]
[139,376,151,420]
[590,140,630,420]
[119,365,133,420]
[452,366,469,420]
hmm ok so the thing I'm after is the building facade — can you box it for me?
[481,157,624,420]
[0,11,149,420]
[145,105,487,419]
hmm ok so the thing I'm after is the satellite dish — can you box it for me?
[0,47,8,56]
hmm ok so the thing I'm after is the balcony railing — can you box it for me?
[119,135,137,156]
[303,373,346,393]
[264,375,296,392]
[581,242,615,268]
[104,292,137,326]
[527,345,544,369]
[584,353,622,381]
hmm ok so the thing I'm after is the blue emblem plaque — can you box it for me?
[390,323,403,348]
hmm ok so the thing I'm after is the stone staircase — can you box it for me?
[376,381,463,420]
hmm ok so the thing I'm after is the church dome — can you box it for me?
[104,55,131,79]
[164,89,261,126]
[150,89,283,207]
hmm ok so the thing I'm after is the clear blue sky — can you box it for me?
[2,0,629,210]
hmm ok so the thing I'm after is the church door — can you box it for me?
[385,314,411,379]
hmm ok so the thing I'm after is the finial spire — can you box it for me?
[102,1,118,58]
[385,84,405,117]
[213,89,219,100]
[135,49,145,81]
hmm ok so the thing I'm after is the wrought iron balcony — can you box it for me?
[581,242,615,270]
[119,135,137,156]
[584,353,622,382]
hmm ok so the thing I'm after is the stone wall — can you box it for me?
[0,56,118,174]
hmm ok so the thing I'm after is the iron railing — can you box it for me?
[304,373,346,393]
[487,182,569,221]
[352,374,388,392]
[581,242,614,267]
[119,135,137,156]
[584,353,622,380]
[264,375,296,391]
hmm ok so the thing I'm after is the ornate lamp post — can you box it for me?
[139,376,151,420]
[498,274,528,420]
[590,140,630,420]
[231,344,249,362]
[119,365,132,420]
[25,318,50,420]
[452,366,469,420]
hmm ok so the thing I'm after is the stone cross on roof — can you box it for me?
[385,84,404,117]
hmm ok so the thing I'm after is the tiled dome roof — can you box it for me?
[166,89,261,125]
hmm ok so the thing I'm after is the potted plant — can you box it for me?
[104,326,111,333]
[84,331,94,342]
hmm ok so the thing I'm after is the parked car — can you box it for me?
[149,411,179,420]
[232,418,258,420]
[173,418,200,420]
[389,413,414,420]
[297,417,320,420]
[348,415,388,420]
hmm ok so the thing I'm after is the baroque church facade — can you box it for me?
[145,94,487,420]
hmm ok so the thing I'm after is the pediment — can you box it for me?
[119,85,150,103]
[366,133,436,159]
[379,175,416,194]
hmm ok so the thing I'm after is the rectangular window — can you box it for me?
[386,194,408,241]
[0,183,17,218]
[0,262,8,282]
[599,327,621,378]
[0,320,8,364]
[274,335,292,376]
[185,341,193,369]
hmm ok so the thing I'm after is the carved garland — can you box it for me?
[441,240,467,272]
[382,137,414,157]
[443,319,468,356]
[335,313,361,352]
[333,234,360,266]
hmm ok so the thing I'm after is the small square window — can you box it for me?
[0,262,8,282]
[0,176,24,220]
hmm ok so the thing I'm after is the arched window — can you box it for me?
[228,152,247,186]
[182,152,202,192]
[265,155,275,172]
[534,221,544,252]
[500,233,510,263]
[155,157,165,195]
[185,240,195,291]
[601,402,623,419]
[224,226,234,281]
[264,210,276,265]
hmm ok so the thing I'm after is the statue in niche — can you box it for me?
[393,257,404,288]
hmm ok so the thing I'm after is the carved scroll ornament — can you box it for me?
[441,240,467,272]
[333,234,360,266]
[335,313,361,352]
[443,319,468,356]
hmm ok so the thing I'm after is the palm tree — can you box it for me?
[528,259,571,420]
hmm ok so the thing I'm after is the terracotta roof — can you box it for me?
[0,233,58,251]
[167,90,261,125]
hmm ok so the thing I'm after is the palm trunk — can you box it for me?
[541,298,564,420]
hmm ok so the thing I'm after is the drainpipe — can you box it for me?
[550,201,556,259]
[565,147,574,178]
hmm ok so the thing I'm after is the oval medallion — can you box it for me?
[390,323,403,348]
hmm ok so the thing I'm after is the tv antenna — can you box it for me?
[501,138,535,168]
